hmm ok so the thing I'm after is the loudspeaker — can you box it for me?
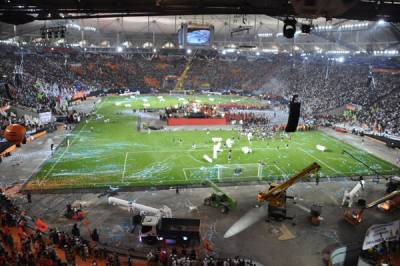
[285,101,301,132]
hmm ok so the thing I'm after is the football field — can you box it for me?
[26,96,400,190]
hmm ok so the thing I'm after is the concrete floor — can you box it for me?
[12,181,398,266]
[1,101,399,265]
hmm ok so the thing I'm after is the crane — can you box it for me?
[257,162,321,220]
[343,190,400,225]
[224,162,321,238]
[342,177,365,207]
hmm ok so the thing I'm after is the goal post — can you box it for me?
[257,163,263,180]
[184,163,264,183]
[217,163,263,181]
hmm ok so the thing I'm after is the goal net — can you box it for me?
[183,163,263,182]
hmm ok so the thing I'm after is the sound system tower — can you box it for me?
[285,95,301,133]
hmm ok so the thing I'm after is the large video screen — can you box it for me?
[186,28,211,45]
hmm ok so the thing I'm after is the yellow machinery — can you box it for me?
[174,58,192,92]
[343,190,400,225]
[257,162,321,220]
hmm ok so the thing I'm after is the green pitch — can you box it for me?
[27,96,399,190]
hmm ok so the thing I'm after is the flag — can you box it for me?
[35,218,48,232]
[203,239,213,252]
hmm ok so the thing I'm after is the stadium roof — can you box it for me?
[0,0,399,54]
[1,15,399,53]
[0,0,400,25]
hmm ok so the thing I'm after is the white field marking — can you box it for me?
[186,151,205,165]
[337,169,395,175]
[322,130,397,167]
[38,99,107,185]
[218,163,262,181]
[83,177,190,187]
[57,165,376,186]
[216,163,265,167]
[183,169,188,181]
[260,164,276,181]
[179,163,264,171]
[325,157,347,162]
[122,154,177,180]
[274,164,286,176]
[121,152,129,182]
[124,147,277,154]
[298,147,340,174]
[181,164,287,181]
[40,123,88,184]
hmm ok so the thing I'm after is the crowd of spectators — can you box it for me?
[241,117,272,141]
[0,192,66,266]
[0,113,49,143]
[0,44,399,135]
[146,247,257,266]
[270,59,400,135]
[0,189,144,266]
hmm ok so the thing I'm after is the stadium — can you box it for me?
[0,1,400,266]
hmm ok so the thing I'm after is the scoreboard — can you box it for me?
[178,23,214,48]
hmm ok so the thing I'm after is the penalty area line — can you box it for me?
[298,147,340,174]
[41,123,87,185]
[122,152,129,182]
[183,169,188,181]
[273,164,286,177]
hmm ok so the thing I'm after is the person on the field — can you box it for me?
[71,223,80,237]
[91,228,99,242]
[228,149,232,162]
[247,132,253,143]
[27,191,32,203]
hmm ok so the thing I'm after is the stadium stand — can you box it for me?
[1,44,399,137]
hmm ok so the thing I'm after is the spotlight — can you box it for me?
[283,18,297,39]
[301,24,311,34]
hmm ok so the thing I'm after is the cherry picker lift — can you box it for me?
[256,162,321,221]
